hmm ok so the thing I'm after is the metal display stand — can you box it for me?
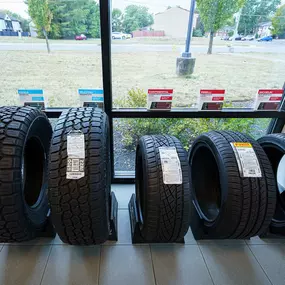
[36,211,56,238]
[128,194,184,244]
[108,192,119,241]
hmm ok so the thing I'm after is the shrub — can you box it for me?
[114,89,270,150]
[193,28,203,37]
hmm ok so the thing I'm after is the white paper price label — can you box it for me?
[159,147,182,185]
[67,131,85,180]
[231,142,262,178]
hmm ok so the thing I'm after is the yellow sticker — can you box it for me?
[233,142,252,148]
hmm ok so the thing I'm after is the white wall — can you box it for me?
[152,7,198,38]
[0,19,5,31]
[12,21,22,32]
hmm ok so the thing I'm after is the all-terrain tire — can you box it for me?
[136,135,191,242]
[0,106,52,242]
[258,133,285,227]
[49,108,111,245]
[188,131,276,239]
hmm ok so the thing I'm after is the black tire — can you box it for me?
[188,131,277,239]
[258,134,285,227]
[0,106,52,242]
[136,135,191,242]
[49,108,111,245]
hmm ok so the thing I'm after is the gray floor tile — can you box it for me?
[0,245,51,285]
[104,210,133,245]
[53,235,66,245]
[41,245,100,285]
[151,245,213,285]
[184,228,198,245]
[200,244,271,285]
[249,244,285,285]
[99,245,155,285]
[246,236,285,245]
[112,184,135,209]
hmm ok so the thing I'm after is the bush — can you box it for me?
[228,31,234,37]
[114,89,270,151]
[193,28,203,37]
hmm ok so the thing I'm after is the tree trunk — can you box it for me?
[208,30,214,55]
[43,28,51,54]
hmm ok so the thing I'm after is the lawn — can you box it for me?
[0,50,284,108]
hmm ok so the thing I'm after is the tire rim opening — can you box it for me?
[191,146,221,222]
[23,137,45,208]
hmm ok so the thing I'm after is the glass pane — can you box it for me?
[0,0,103,108]
[111,1,285,109]
[114,118,271,173]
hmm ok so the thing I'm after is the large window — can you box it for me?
[0,0,103,108]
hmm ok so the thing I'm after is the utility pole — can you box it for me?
[230,8,242,52]
[176,0,196,76]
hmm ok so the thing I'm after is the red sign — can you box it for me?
[200,90,225,95]
[148,89,173,95]
[258,89,284,95]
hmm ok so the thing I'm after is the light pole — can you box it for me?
[176,0,196,76]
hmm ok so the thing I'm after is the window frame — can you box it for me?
[44,0,285,183]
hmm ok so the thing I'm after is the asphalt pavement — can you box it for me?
[0,41,284,54]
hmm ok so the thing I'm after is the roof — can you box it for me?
[156,6,198,16]
[259,22,272,27]
[0,12,20,22]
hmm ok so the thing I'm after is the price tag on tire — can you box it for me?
[67,131,85,180]
[231,142,262,178]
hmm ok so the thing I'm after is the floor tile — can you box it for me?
[104,210,133,245]
[41,245,100,285]
[246,236,285,245]
[53,235,66,245]
[0,245,51,285]
[151,245,213,285]
[111,184,135,209]
[184,228,198,245]
[249,244,285,285]
[99,245,155,285]
[200,244,271,285]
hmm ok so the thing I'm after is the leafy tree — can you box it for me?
[196,0,246,54]
[28,0,52,53]
[272,4,285,35]
[112,8,123,32]
[0,10,29,32]
[122,5,154,33]
[238,0,281,35]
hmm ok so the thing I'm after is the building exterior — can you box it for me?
[29,21,38,38]
[258,22,272,37]
[0,12,22,33]
[152,6,199,38]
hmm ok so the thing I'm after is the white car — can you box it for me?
[112,32,132,40]
[242,35,255,41]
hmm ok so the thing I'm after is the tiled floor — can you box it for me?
[0,184,285,285]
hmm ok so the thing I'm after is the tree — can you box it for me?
[197,0,246,54]
[0,10,29,32]
[272,4,285,35]
[238,0,281,36]
[122,5,154,33]
[28,0,52,53]
[112,8,123,32]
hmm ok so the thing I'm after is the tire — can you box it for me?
[188,131,277,239]
[49,108,111,245]
[258,134,285,227]
[0,106,52,242]
[136,135,191,242]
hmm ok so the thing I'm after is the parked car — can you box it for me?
[75,34,87,40]
[229,35,243,41]
[221,36,230,41]
[242,35,255,41]
[112,32,132,40]
[258,36,273,42]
